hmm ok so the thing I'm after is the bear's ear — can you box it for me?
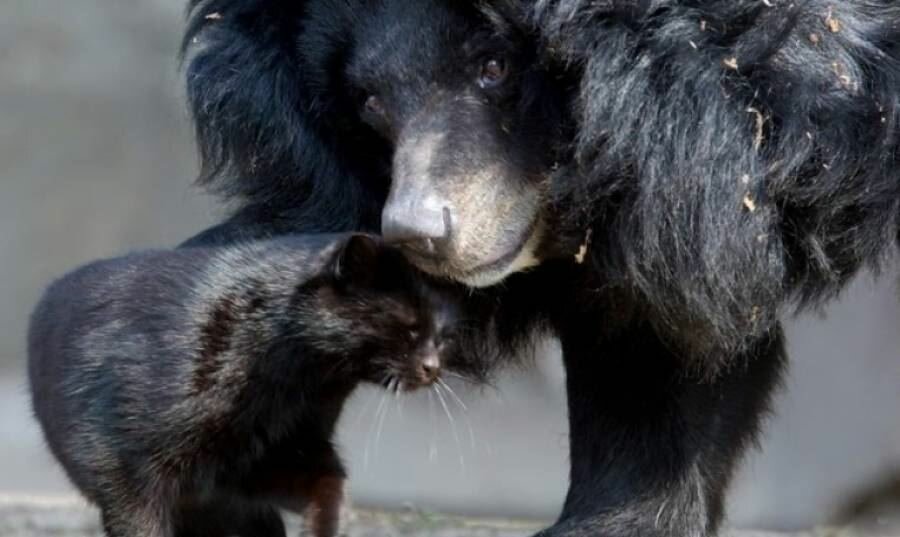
[331,235,381,287]
[182,0,369,231]
[183,0,314,197]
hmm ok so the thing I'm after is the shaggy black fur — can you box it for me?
[536,0,900,367]
[28,1,900,536]
[29,234,479,537]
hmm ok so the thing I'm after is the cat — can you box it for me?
[28,234,479,537]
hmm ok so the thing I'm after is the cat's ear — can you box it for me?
[332,234,381,286]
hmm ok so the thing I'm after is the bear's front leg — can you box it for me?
[536,322,786,537]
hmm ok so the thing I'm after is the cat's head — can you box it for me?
[316,234,480,391]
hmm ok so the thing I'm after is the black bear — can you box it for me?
[30,0,900,536]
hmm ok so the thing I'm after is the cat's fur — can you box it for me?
[28,234,475,537]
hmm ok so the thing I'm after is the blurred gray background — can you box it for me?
[2,0,899,531]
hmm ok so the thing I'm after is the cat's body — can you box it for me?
[28,234,468,537]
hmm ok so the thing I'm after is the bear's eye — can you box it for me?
[363,94,386,118]
[478,57,508,89]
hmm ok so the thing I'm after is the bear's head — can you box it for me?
[184,0,572,287]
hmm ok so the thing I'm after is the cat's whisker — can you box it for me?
[391,378,401,411]
[438,378,477,451]
[395,379,406,419]
[364,382,391,470]
[354,383,380,433]
[437,378,467,412]
[433,383,465,471]
[443,371,478,385]
[427,388,438,462]
[373,380,392,460]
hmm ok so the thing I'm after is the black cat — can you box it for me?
[28,234,477,537]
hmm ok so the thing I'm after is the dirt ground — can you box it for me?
[4,497,898,537]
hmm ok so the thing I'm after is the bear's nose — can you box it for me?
[381,200,452,248]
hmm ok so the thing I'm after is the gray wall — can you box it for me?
[2,1,898,531]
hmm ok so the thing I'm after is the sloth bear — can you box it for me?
[30,0,900,536]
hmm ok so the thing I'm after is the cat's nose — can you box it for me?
[419,354,441,383]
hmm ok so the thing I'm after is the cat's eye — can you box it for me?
[478,57,508,89]
[363,94,386,117]
[437,329,456,348]
[408,329,419,341]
